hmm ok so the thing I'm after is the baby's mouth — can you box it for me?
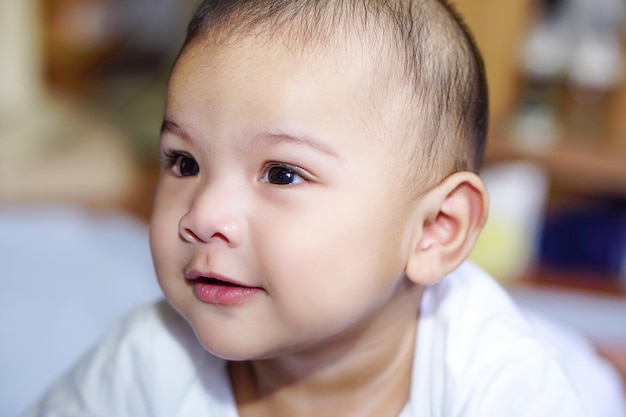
[186,271,263,304]
[197,277,242,287]
[185,270,253,288]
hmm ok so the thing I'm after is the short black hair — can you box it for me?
[177,0,488,190]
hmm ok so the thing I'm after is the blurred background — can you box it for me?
[1,0,625,415]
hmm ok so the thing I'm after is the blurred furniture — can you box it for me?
[0,0,145,213]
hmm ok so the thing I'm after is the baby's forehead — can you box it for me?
[174,29,423,151]
[181,22,412,114]
[179,28,411,124]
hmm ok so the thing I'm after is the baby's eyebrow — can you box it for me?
[160,120,192,143]
[253,133,339,159]
[161,120,338,159]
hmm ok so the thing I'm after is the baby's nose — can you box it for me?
[178,184,247,247]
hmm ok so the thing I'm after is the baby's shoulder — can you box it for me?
[114,300,199,353]
[111,300,213,370]
[24,301,231,417]
[424,262,557,365]
[414,262,588,416]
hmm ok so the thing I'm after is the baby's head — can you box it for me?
[151,0,489,361]
[179,0,488,192]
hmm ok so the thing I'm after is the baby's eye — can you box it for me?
[261,163,307,185]
[163,152,199,177]
[176,155,199,177]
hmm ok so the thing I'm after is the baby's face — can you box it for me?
[151,35,420,360]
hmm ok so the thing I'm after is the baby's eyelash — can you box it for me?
[160,151,179,168]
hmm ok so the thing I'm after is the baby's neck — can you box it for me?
[229,288,423,417]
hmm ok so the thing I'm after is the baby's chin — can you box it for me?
[194,331,320,364]
[192,331,275,362]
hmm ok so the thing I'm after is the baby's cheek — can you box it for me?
[149,223,169,269]
[150,214,181,291]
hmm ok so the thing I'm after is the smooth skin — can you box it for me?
[150,34,488,417]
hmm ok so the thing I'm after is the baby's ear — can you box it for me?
[404,172,488,286]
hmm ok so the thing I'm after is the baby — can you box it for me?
[24,0,607,416]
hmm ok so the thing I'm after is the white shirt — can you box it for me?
[23,262,598,417]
